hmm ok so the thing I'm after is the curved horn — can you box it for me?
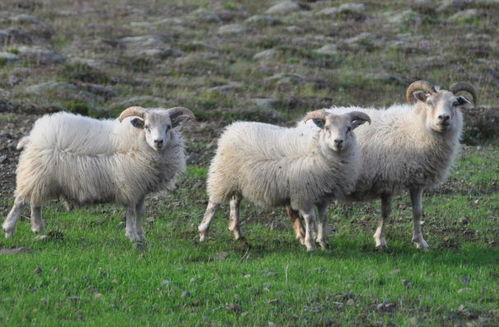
[303,109,328,122]
[406,80,437,104]
[167,107,195,126]
[348,111,371,125]
[118,106,145,122]
[450,82,478,106]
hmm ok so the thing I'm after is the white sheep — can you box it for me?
[198,110,371,251]
[3,106,194,243]
[288,81,477,250]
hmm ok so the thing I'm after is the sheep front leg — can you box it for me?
[30,203,44,234]
[410,187,428,250]
[125,205,140,242]
[135,198,146,241]
[299,208,316,252]
[228,195,243,240]
[316,201,329,250]
[374,194,391,249]
[198,201,220,242]
[3,195,25,238]
[286,205,305,245]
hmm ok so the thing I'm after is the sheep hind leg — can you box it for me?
[299,208,316,252]
[373,194,391,249]
[316,201,329,250]
[228,195,243,241]
[198,201,220,242]
[3,195,25,238]
[410,187,428,251]
[30,202,44,234]
[286,205,305,245]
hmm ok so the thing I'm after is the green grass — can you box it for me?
[1,147,498,326]
[0,0,498,325]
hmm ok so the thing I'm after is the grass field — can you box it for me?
[0,0,498,326]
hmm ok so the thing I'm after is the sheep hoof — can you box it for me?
[199,232,207,242]
[133,240,147,250]
[318,241,329,250]
[31,227,43,234]
[4,229,14,238]
[305,241,316,252]
[413,239,429,251]
[374,236,388,249]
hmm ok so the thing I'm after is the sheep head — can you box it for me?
[118,106,195,151]
[406,80,477,133]
[304,110,370,152]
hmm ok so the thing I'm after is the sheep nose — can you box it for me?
[154,139,164,147]
[334,139,343,147]
[438,114,450,122]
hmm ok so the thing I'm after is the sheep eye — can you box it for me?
[165,125,171,132]
[452,101,459,107]
[346,126,352,133]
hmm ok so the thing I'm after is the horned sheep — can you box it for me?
[198,110,371,251]
[3,106,195,244]
[288,80,477,250]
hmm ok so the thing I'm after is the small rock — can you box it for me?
[402,279,413,287]
[316,7,340,16]
[314,44,338,56]
[120,35,165,49]
[225,303,242,313]
[208,83,242,93]
[252,98,279,109]
[458,287,472,293]
[34,266,43,274]
[458,217,470,225]
[217,24,246,35]
[388,10,422,26]
[377,301,397,311]
[94,292,103,299]
[146,217,155,224]
[0,52,20,63]
[253,49,276,60]
[11,14,43,25]
[211,251,229,261]
[181,291,190,298]
[161,279,170,286]
[461,275,471,283]
[0,247,33,255]
[17,46,65,65]
[245,15,281,26]
[449,9,482,23]
[190,8,222,24]
[346,299,355,306]
[390,269,401,275]
[266,1,302,15]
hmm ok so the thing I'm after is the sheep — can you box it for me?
[287,80,477,250]
[197,110,371,251]
[2,106,195,243]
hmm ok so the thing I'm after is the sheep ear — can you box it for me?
[167,107,195,128]
[312,118,325,128]
[130,117,144,129]
[413,91,429,103]
[456,96,470,106]
[348,111,371,129]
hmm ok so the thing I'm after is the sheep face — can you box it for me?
[413,91,470,133]
[118,106,195,152]
[306,111,371,152]
[134,111,173,151]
